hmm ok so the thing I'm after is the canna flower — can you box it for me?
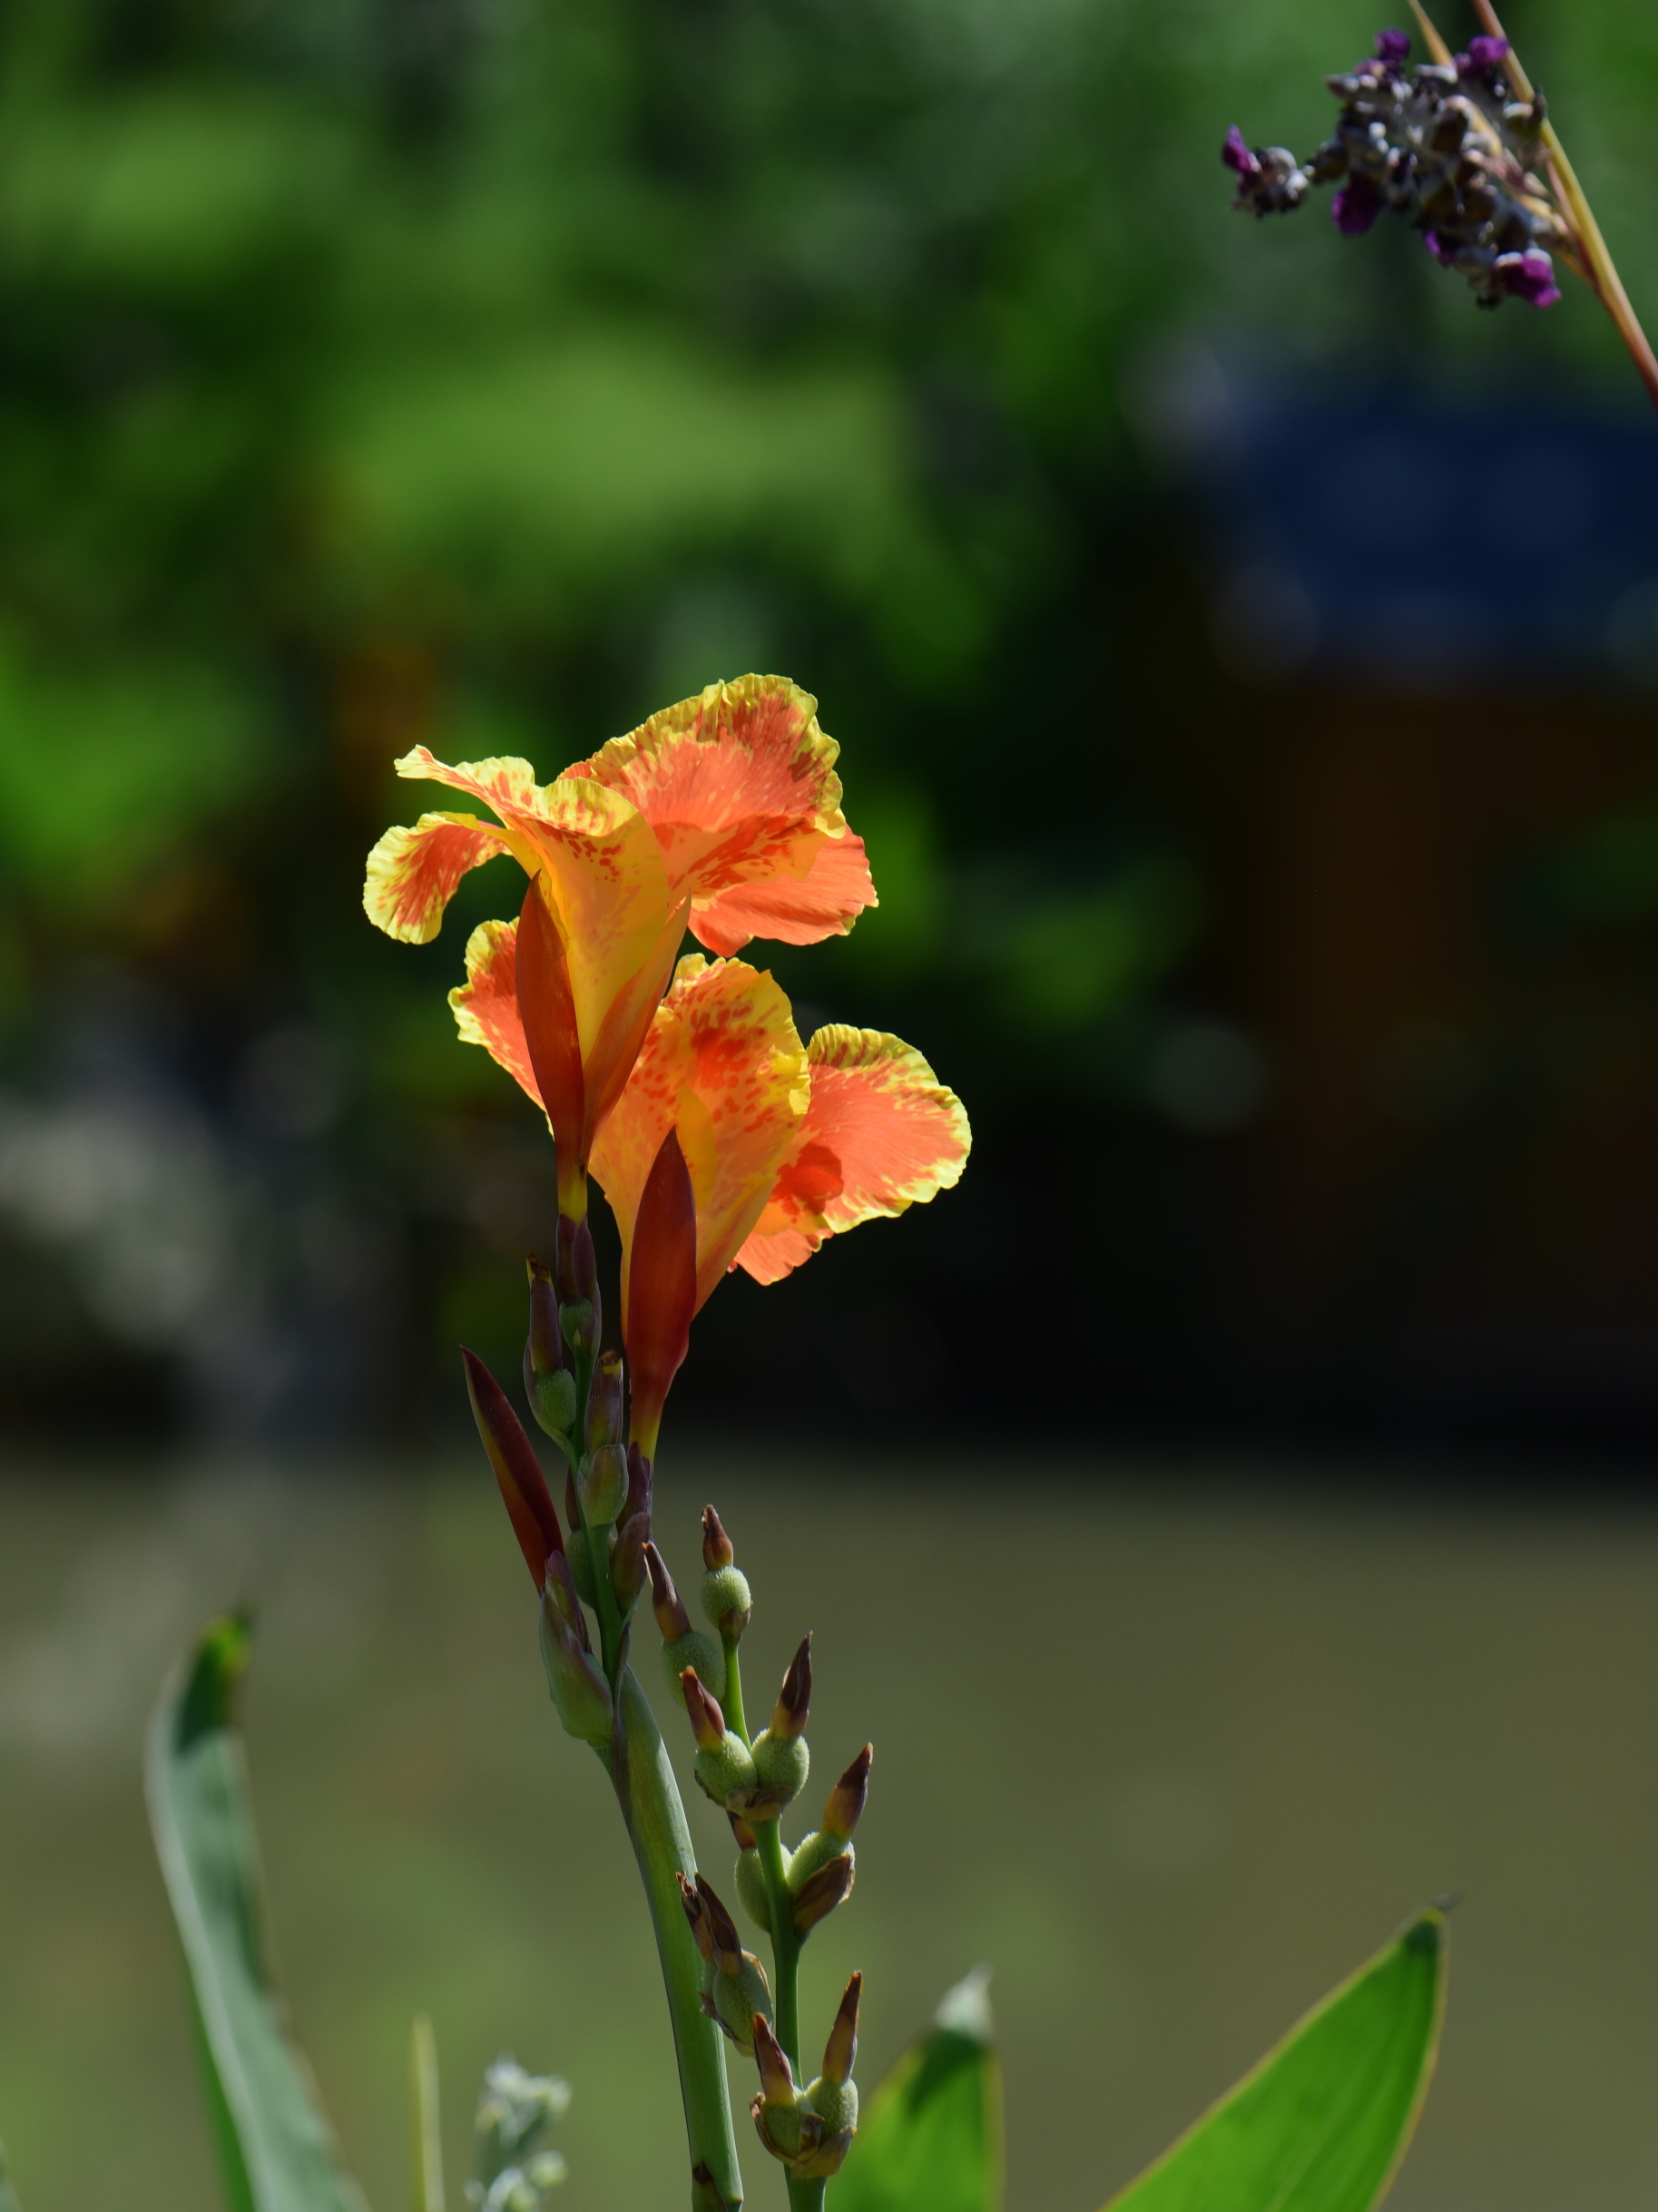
[458,946,968,1453]
[364,676,875,1215]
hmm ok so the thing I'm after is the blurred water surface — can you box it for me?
[2,1461,1656,2212]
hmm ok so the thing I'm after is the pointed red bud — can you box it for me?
[751,2016,797,2105]
[613,1513,650,1611]
[701,1505,734,1570]
[623,1443,653,1528]
[791,1852,854,1935]
[770,1635,812,1740]
[678,1871,715,1962]
[696,1875,744,1974]
[554,1208,600,1352]
[822,1746,871,1841]
[462,1348,564,1588]
[586,1347,625,1449]
[624,1127,697,1457]
[822,1973,861,2085]
[682,1667,727,1752]
[645,1541,692,1640]
[515,882,584,1158]
[525,1253,567,1376]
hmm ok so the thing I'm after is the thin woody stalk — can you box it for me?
[1410,0,1658,410]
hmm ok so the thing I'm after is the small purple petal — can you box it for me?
[1494,248,1561,308]
[1467,34,1509,67]
[1375,27,1410,64]
[1332,173,1382,237]
[1423,230,1453,265]
[1222,125,1261,178]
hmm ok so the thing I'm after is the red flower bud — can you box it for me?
[462,1347,564,1588]
[624,1127,697,1457]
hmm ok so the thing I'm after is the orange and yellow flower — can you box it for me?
[363,676,875,1213]
[466,947,969,1451]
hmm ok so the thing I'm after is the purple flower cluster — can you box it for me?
[1223,27,1565,309]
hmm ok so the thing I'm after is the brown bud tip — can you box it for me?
[701,1504,735,1570]
[751,2014,796,2103]
[771,1633,812,1740]
[727,1811,759,1851]
[682,1667,727,1752]
[677,1871,715,1960]
[643,1541,692,1641]
[525,1253,566,1379]
[822,1972,862,2085]
[695,1874,743,1973]
[823,1744,872,1840]
[791,1851,854,1936]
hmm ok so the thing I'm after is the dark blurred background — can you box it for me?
[2,0,1657,1462]
[5,8,1658,2211]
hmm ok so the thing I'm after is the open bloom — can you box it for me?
[594,956,969,1450]
[364,676,875,1211]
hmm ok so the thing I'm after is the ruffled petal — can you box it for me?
[364,811,511,944]
[734,1026,969,1283]
[449,918,544,1114]
[572,678,868,942]
[690,830,876,956]
[590,954,808,1314]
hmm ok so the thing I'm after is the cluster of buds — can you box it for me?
[463,1242,661,1747]
[750,1978,862,2181]
[679,1873,774,2055]
[680,1636,813,1824]
[1224,27,1565,308]
[732,1745,869,1939]
[468,2056,570,2212]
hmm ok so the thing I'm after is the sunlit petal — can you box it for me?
[590,954,809,1314]
[449,917,544,1114]
[364,811,511,944]
[734,1026,969,1282]
[572,677,874,946]
[690,830,876,955]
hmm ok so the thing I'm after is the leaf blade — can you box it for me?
[146,1614,369,2212]
[833,1971,1003,2212]
[1102,1908,1447,2212]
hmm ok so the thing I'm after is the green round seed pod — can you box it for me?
[805,2078,858,2136]
[751,1727,809,1801]
[786,1830,853,1894]
[711,1955,772,2053]
[662,1630,725,1708]
[701,1563,752,1632]
[735,1847,771,1933]
[759,2101,809,2159]
[695,1732,759,1806]
[569,1537,596,1607]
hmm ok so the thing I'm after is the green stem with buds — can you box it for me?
[721,1633,751,1742]
[610,1668,744,2212]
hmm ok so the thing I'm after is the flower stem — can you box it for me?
[754,1819,801,2069]
[721,1634,751,1743]
[610,1667,745,2212]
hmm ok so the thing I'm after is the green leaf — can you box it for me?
[1102,1907,1448,2212]
[832,1971,1003,2212]
[145,1614,368,2212]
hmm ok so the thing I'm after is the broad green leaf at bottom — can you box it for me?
[832,1970,1003,2212]
[146,1614,368,2212]
[1101,1907,1447,2212]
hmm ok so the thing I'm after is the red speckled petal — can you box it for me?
[690,831,876,955]
[572,677,874,945]
[449,917,544,1115]
[590,954,808,1315]
[364,811,511,944]
[733,1026,969,1282]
